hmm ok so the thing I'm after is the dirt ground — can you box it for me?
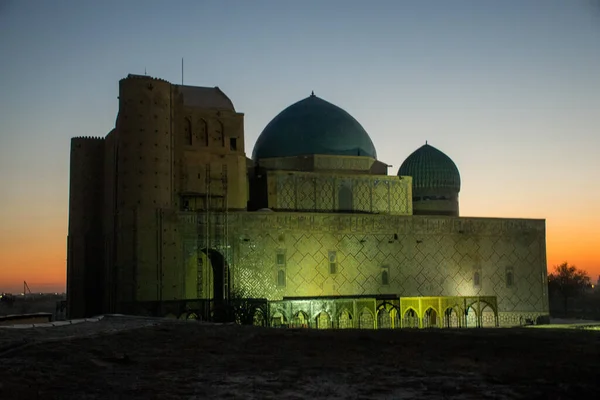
[0,316,598,399]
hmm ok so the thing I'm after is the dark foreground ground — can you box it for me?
[0,316,598,399]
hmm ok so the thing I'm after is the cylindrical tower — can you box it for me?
[116,75,174,210]
[112,75,175,306]
[398,143,461,216]
[67,136,105,318]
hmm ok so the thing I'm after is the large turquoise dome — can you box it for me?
[252,93,377,160]
[398,144,461,192]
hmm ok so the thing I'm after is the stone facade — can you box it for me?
[67,74,550,328]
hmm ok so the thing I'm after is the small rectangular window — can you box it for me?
[381,267,389,286]
[277,269,286,287]
[276,251,285,267]
[329,262,337,274]
[328,251,337,274]
[230,137,237,151]
[506,267,514,288]
[473,270,481,288]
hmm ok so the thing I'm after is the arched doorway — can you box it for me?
[444,307,460,328]
[377,307,392,329]
[253,309,266,327]
[292,311,310,328]
[423,308,438,328]
[403,308,419,328]
[358,309,374,329]
[466,306,478,328]
[337,309,353,329]
[315,311,331,329]
[479,301,498,327]
[200,248,229,303]
[271,311,287,328]
[377,303,399,329]
[199,248,229,322]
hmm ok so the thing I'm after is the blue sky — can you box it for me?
[0,0,599,291]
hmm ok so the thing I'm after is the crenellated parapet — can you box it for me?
[120,73,171,84]
[72,136,105,141]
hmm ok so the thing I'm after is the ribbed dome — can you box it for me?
[252,93,377,160]
[398,144,461,192]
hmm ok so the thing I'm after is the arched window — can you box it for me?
[328,251,337,274]
[198,118,208,146]
[216,120,224,147]
[338,185,353,211]
[184,118,192,145]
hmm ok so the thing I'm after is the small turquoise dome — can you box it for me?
[252,93,377,160]
[398,144,461,192]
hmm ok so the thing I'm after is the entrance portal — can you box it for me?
[200,248,229,303]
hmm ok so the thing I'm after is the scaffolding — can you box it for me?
[199,162,230,302]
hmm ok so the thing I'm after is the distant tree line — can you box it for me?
[548,262,599,320]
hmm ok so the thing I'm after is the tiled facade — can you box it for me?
[177,212,549,326]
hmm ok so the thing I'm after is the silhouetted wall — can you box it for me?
[67,136,105,318]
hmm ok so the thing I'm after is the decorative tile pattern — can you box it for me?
[353,179,371,212]
[372,180,389,213]
[268,172,411,215]
[184,212,548,319]
[276,175,295,209]
[316,178,334,210]
[297,177,315,210]
[313,155,374,171]
[258,155,375,172]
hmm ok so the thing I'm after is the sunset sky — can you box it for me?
[1,0,599,294]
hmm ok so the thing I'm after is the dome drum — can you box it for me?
[256,153,380,174]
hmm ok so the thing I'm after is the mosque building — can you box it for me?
[66,74,550,328]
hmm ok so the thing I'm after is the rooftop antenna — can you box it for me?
[181,57,184,85]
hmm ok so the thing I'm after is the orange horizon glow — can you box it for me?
[0,223,67,294]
